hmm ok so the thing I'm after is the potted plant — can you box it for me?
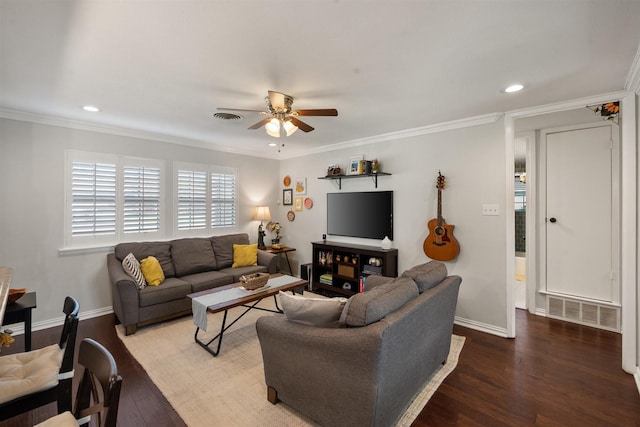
[266,221,283,248]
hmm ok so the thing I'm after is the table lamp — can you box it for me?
[254,206,271,249]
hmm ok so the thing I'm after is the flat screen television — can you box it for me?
[327,191,393,240]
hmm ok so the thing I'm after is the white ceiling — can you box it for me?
[1,1,639,159]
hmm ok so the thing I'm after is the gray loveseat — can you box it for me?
[256,261,461,427]
[107,233,277,335]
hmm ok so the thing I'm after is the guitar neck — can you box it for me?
[437,188,443,225]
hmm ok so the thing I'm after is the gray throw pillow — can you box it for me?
[279,291,348,327]
[401,261,448,293]
[339,277,418,327]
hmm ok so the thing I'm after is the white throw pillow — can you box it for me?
[122,252,147,289]
[278,291,347,327]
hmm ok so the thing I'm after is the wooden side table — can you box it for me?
[2,292,37,351]
[265,246,296,275]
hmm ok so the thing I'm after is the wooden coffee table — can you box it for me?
[188,273,306,356]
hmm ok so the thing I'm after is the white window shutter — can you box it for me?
[123,166,161,233]
[211,172,237,228]
[71,161,117,236]
[177,169,207,230]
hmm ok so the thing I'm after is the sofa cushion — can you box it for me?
[232,243,258,268]
[180,270,234,293]
[279,291,348,327]
[340,277,419,327]
[138,277,192,307]
[401,261,448,293]
[211,233,250,269]
[122,252,147,289]
[171,238,218,277]
[140,256,165,286]
[115,241,176,278]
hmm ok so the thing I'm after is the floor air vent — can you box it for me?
[546,296,620,332]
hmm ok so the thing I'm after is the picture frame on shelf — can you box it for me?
[283,188,293,205]
[294,196,303,211]
[347,155,364,175]
[295,177,307,195]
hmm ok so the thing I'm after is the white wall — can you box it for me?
[0,118,279,324]
[276,118,509,333]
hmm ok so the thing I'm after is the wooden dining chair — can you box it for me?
[34,338,123,427]
[0,296,80,420]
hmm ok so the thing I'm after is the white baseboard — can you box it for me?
[5,306,113,336]
[454,316,509,338]
[635,367,640,396]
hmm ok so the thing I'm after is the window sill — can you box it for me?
[58,244,115,256]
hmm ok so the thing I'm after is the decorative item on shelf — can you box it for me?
[343,255,349,263]
[7,287,27,304]
[381,236,392,250]
[342,282,352,290]
[368,257,382,267]
[587,101,619,125]
[335,254,341,262]
[239,273,270,290]
[360,160,372,175]
[266,221,282,248]
[347,155,364,175]
[351,257,358,265]
[371,158,380,173]
[326,165,342,176]
[254,206,271,250]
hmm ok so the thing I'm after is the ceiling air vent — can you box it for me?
[213,112,243,121]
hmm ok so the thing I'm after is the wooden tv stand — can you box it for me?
[311,241,398,296]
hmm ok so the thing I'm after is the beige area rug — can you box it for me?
[116,297,465,427]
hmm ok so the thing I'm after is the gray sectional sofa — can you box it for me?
[107,233,277,335]
[256,261,461,427]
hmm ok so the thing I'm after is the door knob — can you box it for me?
[549,217,557,223]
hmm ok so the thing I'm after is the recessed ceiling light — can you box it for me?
[504,84,524,93]
[268,142,277,147]
[82,105,101,112]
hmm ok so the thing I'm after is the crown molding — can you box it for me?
[284,112,504,159]
[0,107,280,160]
[505,90,628,119]
[625,43,640,95]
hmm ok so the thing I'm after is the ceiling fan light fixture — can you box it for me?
[283,119,298,136]
[265,118,281,137]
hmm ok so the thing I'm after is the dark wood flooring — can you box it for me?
[1,309,639,426]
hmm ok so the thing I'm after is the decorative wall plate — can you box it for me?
[287,210,296,221]
[304,197,313,209]
[283,175,291,187]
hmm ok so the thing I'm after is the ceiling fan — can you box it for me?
[217,90,338,137]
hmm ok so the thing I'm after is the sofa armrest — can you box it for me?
[256,316,385,425]
[107,253,140,327]
[257,249,278,274]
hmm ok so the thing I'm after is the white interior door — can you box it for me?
[544,124,616,302]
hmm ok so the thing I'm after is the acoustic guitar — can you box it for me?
[423,172,460,261]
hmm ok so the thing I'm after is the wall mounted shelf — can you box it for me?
[317,172,391,189]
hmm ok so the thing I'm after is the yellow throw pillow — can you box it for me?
[232,243,258,268]
[140,256,165,286]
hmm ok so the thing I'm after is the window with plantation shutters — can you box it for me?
[177,169,207,230]
[211,172,236,228]
[65,151,165,248]
[71,161,117,237]
[174,163,237,233]
[123,166,161,233]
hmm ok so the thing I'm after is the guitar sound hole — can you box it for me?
[434,226,445,237]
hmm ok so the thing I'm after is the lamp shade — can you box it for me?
[254,206,271,222]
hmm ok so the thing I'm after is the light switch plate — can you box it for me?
[482,204,499,216]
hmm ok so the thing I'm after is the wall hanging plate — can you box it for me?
[287,210,296,221]
[304,197,313,209]
[283,175,291,187]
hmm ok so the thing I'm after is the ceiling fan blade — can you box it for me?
[268,91,287,110]
[294,109,338,116]
[289,117,314,132]
[217,107,267,114]
[248,117,272,130]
